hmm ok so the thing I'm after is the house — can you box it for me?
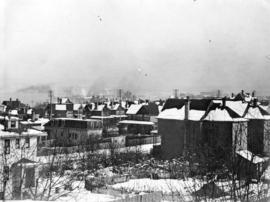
[44,118,103,147]
[0,104,6,113]
[45,97,74,118]
[158,98,210,159]
[91,104,111,117]
[243,99,270,156]
[118,120,155,136]
[2,98,29,120]
[73,104,85,119]
[236,150,268,180]
[201,100,248,158]
[0,122,46,199]
[109,103,126,116]
[126,104,150,121]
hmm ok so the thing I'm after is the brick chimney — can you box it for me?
[185,96,190,120]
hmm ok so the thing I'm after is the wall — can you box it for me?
[263,120,270,155]
[248,120,264,155]
[0,135,38,198]
[158,119,185,159]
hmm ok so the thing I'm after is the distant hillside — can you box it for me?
[17,85,52,94]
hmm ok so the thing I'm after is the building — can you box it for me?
[44,118,103,146]
[201,100,248,157]
[0,120,46,199]
[158,98,210,159]
[243,100,270,156]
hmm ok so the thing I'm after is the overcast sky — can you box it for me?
[1,0,270,100]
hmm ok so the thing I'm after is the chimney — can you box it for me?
[253,98,258,107]
[241,90,244,95]
[252,90,256,97]
[231,93,234,98]
[222,97,226,108]
[32,110,36,122]
[95,103,98,110]
[184,96,190,120]
[10,98,12,102]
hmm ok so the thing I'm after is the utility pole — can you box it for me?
[118,89,122,121]
[49,90,53,120]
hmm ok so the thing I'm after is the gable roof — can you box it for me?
[158,107,206,121]
[203,105,247,122]
[126,104,144,115]
[162,98,212,112]
[244,105,270,120]
[212,100,248,117]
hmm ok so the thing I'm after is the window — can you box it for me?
[11,121,16,128]
[4,139,10,154]
[25,137,30,148]
[16,139,20,149]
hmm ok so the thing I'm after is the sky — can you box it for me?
[0,0,270,102]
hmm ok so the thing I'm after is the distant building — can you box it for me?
[44,118,103,146]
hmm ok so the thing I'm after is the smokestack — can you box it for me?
[185,96,190,120]
[217,89,221,98]
[173,89,179,99]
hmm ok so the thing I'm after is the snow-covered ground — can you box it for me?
[112,178,202,201]
[55,190,118,202]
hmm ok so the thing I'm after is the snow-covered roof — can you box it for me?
[244,106,270,120]
[97,105,105,111]
[111,104,120,110]
[73,104,84,111]
[213,100,248,117]
[126,104,143,115]
[55,104,66,111]
[158,107,205,121]
[203,108,247,122]
[0,128,46,138]
[0,116,19,120]
[27,109,33,115]
[158,107,184,120]
[10,109,18,115]
[21,118,50,126]
[236,150,266,164]
[158,105,163,113]
[118,120,154,125]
